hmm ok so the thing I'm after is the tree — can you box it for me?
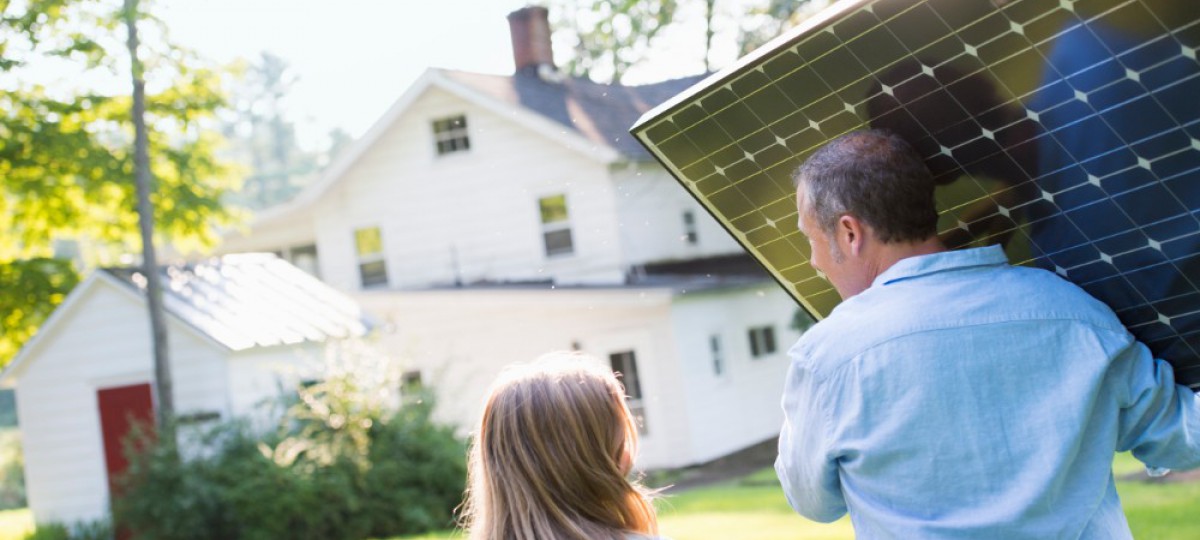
[737,0,821,56]
[220,52,319,209]
[703,0,718,72]
[551,0,679,84]
[0,0,240,367]
[124,0,173,423]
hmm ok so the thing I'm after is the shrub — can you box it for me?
[22,520,112,540]
[114,373,466,540]
[0,429,26,510]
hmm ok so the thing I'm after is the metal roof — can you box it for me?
[104,253,371,351]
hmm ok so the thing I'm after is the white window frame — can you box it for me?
[748,325,777,359]
[683,209,699,245]
[538,194,575,258]
[609,350,647,435]
[353,226,388,288]
[283,243,319,278]
[432,114,470,156]
[709,334,726,376]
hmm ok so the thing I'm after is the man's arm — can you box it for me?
[774,359,846,522]
[1110,336,1200,471]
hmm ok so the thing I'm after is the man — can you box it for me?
[775,129,1200,539]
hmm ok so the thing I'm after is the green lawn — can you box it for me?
[0,509,32,540]
[1,455,1195,540]
[389,454,1200,540]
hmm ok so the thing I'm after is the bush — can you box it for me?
[0,429,25,510]
[114,374,466,540]
[22,520,112,540]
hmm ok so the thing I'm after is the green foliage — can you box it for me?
[551,0,679,84]
[0,0,242,367]
[220,52,320,210]
[0,430,24,510]
[21,520,111,540]
[114,375,467,540]
[737,0,817,56]
[0,260,79,364]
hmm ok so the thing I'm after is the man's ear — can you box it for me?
[837,214,868,256]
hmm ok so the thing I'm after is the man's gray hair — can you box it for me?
[793,129,939,244]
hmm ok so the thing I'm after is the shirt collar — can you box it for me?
[871,245,1009,288]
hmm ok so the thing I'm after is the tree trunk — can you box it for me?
[124,0,174,429]
[704,0,716,73]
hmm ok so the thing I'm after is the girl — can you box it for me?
[460,352,663,540]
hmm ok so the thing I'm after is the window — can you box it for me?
[710,334,725,376]
[609,351,647,435]
[287,244,319,277]
[432,115,470,155]
[354,226,388,288]
[175,410,221,426]
[682,210,699,245]
[538,194,574,257]
[748,325,777,358]
[400,370,424,404]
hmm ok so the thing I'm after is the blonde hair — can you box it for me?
[460,352,658,540]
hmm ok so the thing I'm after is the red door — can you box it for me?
[97,383,155,498]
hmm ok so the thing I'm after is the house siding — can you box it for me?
[353,287,693,469]
[15,280,229,525]
[609,162,742,266]
[668,282,800,464]
[226,343,325,426]
[313,87,626,292]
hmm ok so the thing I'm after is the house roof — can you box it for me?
[250,68,705,228]
[102,253,371,351]
[443,68,707,161]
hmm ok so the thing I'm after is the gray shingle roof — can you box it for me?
[104,254,371,351]
[442,68,706,160]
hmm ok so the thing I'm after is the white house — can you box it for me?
[0,254,372,525]
[219,7,805,470]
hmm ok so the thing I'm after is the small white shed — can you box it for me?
[0,253,372,526]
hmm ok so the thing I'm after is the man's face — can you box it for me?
[796,188,858,300]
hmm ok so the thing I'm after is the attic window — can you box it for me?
[432,115,470,155]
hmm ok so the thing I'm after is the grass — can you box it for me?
[0,454,1193,540]
[0,509,32,540]
[387,454,1200,540]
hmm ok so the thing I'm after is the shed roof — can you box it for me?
[103,253,371,351]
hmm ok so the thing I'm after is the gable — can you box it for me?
[1,274,226,386]
[275,70,620,219]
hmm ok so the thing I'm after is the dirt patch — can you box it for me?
[1117,468,1200,484]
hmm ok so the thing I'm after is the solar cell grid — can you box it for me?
[632,0,1200,388]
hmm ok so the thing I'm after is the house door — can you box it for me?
[97,383,155,498]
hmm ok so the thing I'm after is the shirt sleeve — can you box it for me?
[774,357,847,523]
[1110,336,1200,471]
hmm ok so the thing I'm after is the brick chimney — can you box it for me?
[507,6,555,75]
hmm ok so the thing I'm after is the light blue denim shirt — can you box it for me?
[775,245,1200,539]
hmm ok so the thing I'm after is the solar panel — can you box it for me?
[631,0,1200,389]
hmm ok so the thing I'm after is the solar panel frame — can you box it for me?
[631,0,1200,389]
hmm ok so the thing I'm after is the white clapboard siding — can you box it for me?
[668,283,799,463]
[610,163,743,266]
[226,343,325,424]
[218,205,317,255]
[354,286,698,469]
[15,279,229,525]
[311,86,626,292]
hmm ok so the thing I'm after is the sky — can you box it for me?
[155,0,746,150]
